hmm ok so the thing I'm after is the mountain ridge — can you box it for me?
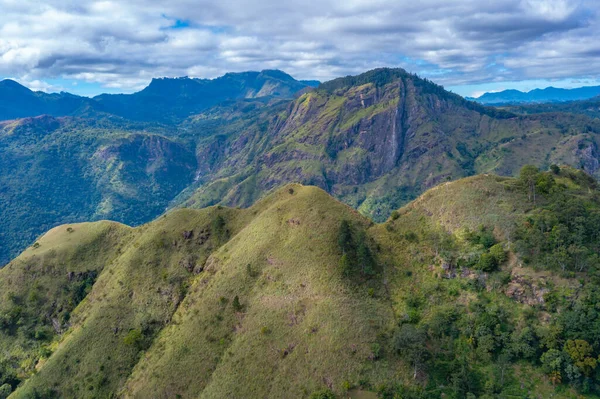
[0,69,318,123]
[2,169,600,397]
[2,67,600,268]
[470,85,600,105]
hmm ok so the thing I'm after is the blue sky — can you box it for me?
[1,0,599,98]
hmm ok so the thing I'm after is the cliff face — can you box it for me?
[180,69,600,221]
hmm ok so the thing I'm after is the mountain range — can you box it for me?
[469,85,600,105]
[2,68,600,267]
[2,67,600,397]
[0,70,319,123]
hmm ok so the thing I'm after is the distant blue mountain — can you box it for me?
[0,70,319,122]
[469,85,600,105]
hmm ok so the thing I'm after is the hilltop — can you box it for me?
[2,168,600,397]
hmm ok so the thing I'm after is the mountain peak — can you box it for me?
[0,79,32,94]
[319,67,410,92]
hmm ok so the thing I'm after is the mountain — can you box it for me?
[0,80,95,120]
[470,85,600,105]
[92,69,317,123]
[2,168,600,397]
[175,68,600,221]
[0,116,197,266]
[0,70,318,123]
[502,96,600,119]
[2,67,600,267]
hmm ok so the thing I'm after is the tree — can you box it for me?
[393,324,428,379]
[550,164,560,175]
[476,253,497,272]
[211,215,228,242]
[541,349,565,376]
[520,165,540,205]
[0,384,11,399]
[339,253,352,277]
[123,329,144,349]
[356,231,375,276]
[536,173,555,194]
[337,220,353,254]
[564,339,597,376]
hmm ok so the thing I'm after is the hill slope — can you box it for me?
[0,116,197,265]
[177,68,600,221]
[2,169,600,397]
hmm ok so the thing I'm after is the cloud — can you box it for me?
[0,0,598,93]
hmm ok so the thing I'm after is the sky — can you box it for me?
[1,0,600,97]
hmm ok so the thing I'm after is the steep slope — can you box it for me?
[178,68,600,221]
[0,116,197,265]
[3,170,600,398]
[3,67,600,270]
[6,184,402,398]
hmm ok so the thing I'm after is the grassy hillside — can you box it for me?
[2,169,600,398]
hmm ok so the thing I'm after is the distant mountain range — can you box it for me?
[469,85,600,105]
[0,70,319,123]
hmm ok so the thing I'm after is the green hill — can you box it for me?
[2,167,600,398]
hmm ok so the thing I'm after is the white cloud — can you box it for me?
[0,0,597,92]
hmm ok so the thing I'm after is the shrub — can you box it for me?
[489,243,507,264]
[211,215,229,242]
[404,231,419,242]
[391,210,400,220]
[476,253,497,272]
[232,295,243,312]
[246,264,258,278]
[260,326,271,335]
[0,384,11,399]
[123,329,144,348]
[370,343,382,360]
[309,389,336,399]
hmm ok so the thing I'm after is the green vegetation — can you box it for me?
[0,171,599,397]
[3,67,600,269]
[5,68,600,397]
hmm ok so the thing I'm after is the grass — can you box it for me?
[2,174,599,398]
